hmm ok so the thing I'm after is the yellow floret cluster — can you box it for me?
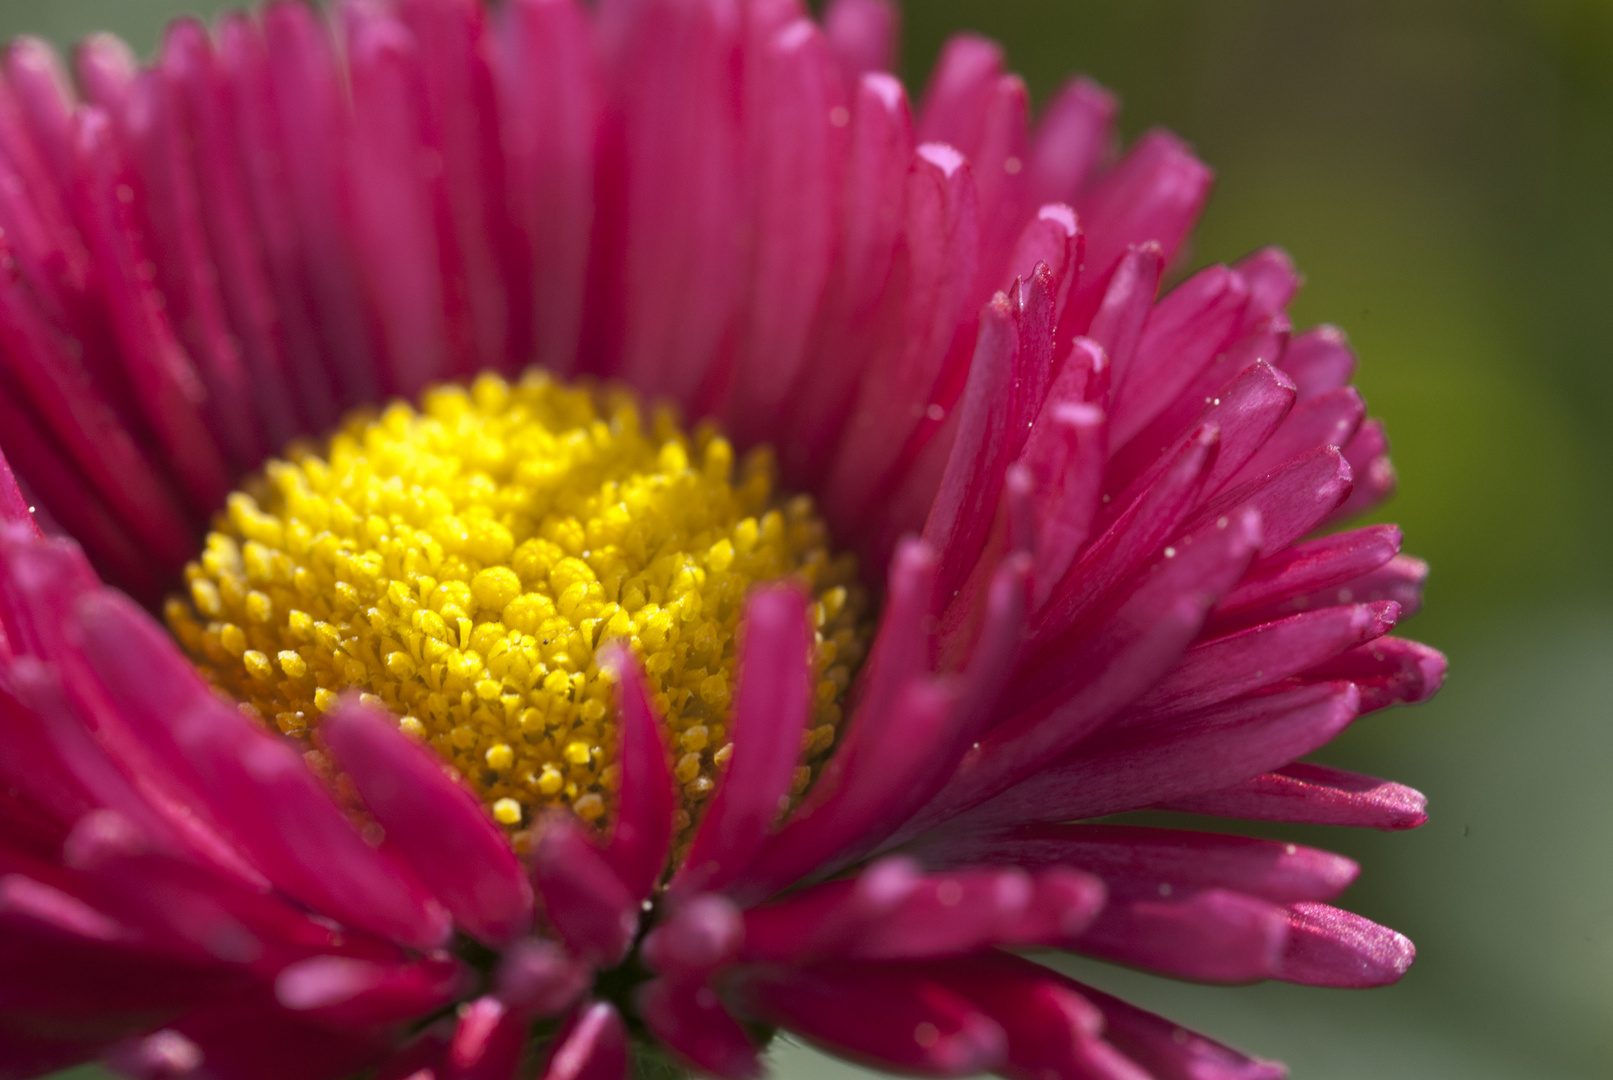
[167,370,869,841]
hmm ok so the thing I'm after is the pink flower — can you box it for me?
[0,2,1445,1079]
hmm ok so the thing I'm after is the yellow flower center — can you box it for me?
[167,371,869,839]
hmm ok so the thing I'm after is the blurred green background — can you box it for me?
[1,0,1609,1077]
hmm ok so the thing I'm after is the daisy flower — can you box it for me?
[0,2,1444,1079]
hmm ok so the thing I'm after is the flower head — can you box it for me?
[0,2,1444,1080]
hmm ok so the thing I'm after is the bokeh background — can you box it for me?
[1,0,1609,1077]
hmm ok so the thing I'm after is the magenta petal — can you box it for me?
[1274,902,1414,988]
[781,70,914,484]
[1158,762,1428,831]
[1071,129,1212,323]
[958,681,1362,829]
[916,34,1003,151]
[69,592,452,950]
[733,960,1006,1078]
[1110,264,1248,449]
[494,938,590,1018]
[1126,601,1398,723]
[71,108,232,515]
[677,586,814,894]
[342,3,450,397]
[740,856,922,963]
[1227,386,1364,491]
[275,955,469,1032]
[1062,978,1288,1080]
[596,649,675,904]
[441,996,529,1080]
[823,141,979,538]
[531,815,638,967]
[823,0,898,86]
[637,976,761,1080]
[321,701,535,946]
[912,953,1150,1080]
[913,824,1358,905]
[1183,445,1352,558]
[599,0,743,408]
[1084,243,1161,393]
[498,0,599,377]
[957,508,1264,816]
[1207,524,1402,632]
[4,37,78,189]
[922,292,1017,600]
[0,452,40,535]
[1303,636,1447,713]
[725,18,844,446]
[1076,887,1288,984]
[1026,75,1117,210]
[538,1001,629,1080]
[1279,324,1357,401]
[642,892,744,974]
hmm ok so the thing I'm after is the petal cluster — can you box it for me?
[0,2,1444,1080]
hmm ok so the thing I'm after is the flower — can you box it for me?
[0,1,1446,1079]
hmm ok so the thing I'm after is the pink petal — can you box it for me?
[1062,977,1289,1080]
[916,34,1004,152]
[497,0,600,377]
[739,855,922,963]
[69,591,452,950]
[530,815,638,967]
[911,953,1150,1080]
[1275,902,1414,988]
[1302,636,1447,713]
[1330,418,1395,522]
[1181,445,1352,558]
[849,867,1105,959]
[1076,887,1288,984]
[596,649,675,904]
[733,960,1006,1077]
[1031,422,1222,648]
[275,954,469,1032]
[1108,262,1251,454]
[1026,76,1117,209]
[538,1001,628,1080]
[1233,247,1301,316]
[73,34,136,113]
[1125,601,1399,723]
[596,0,743,409]
[259,0,382,405]
[1256,552,1428,627]
[4,37,78,188]
[676,586,814,895]
[1158,762,1428,831]
[0,265,197,570]
[642,892,744,974]
[396,0,518,377]
[1279,324,1357,400]
[957,680,1362,828]
[823,141,979,540]
[123,64,266,471]
[170,988,384,1080]
[321,700,535,946]
[445,996,528,1080]
[1071,130,1212,326]
[822,0,897,86]
[157,18,304,448]
[922,292,1017,601]
[781,71,913,484]
[637,975,761,1080]
[966,74,1031,293]
[341,3,450,396]
[1083,243,1162,394]
[978,507,1264,801]
[213,10,343,427]
[912,823,1358,904]
[1006,205,1081,342]
[494,938,590,1018]
[731,679,958,905]
[1206,524,1402,633]
[1226,386,1364,491]
[725,18,844,446]
[71,107,232,515]
[0,452,40,534]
